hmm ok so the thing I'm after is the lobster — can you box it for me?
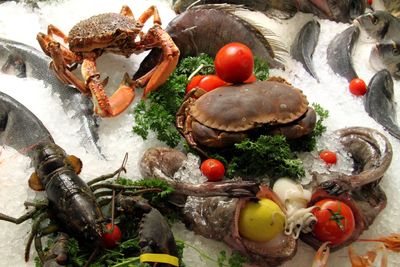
[0,141,180,266]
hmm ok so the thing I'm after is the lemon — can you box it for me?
[238,198,286,242]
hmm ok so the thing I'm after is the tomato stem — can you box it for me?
[327,203,345,231]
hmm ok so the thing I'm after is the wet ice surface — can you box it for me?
[0,0,399,266]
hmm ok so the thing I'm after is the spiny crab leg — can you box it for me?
[82,57,135,117]
[134,6,180,97]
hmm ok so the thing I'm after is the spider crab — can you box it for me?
[37,5,179,117]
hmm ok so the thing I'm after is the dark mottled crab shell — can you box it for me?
[68,13,139,52]
[190,80,309,132]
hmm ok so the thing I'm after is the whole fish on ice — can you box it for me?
[0,38,103,158]
[327,25,360,82]
[172,0,366,23]
[364,69,400,140]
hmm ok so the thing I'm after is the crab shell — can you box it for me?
[180,79,316,151]
[68,13,141,54]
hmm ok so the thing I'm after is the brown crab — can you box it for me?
[37,5,179,117]
[176,78,317,155]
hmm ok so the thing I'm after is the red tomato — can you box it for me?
[214,42,254,83]
[198,75,227,92]
[368,0,373,5]
[312,199,355,245]
[319,150,337,164]
[244,73,257,83]
[186,75,204,95]
[200,159,225,182]
[349,78,367,96]
[102,223,122,248]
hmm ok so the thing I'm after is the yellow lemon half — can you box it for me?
[238,198,286,242]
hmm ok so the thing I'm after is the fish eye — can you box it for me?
[371,16,378,25]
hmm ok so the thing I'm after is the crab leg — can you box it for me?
[81,57,135,117]
[133,6,180,97]
[120,5,134,18]
[312,242,330,267]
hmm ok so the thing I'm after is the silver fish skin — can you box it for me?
[364,69,400,140]
[0,38,104,158]
[369,41,400,79]
[0,91,54,158]
[173,0,366,22]
[327,25,360,82]
[291,19,320,81]
[355,10,400,42]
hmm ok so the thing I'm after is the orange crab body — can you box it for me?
[37,5,179,117]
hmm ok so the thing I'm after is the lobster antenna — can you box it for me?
[111,152,129,227]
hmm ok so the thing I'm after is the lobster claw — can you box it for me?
[139,208,180,266]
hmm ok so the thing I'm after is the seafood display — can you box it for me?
[291,19,320,81]
[1,0,400,266]
[0,37,103,158]
[37,5,179,117]
[172,0,366,23]
[327,25,360,82]
[364,70,400,139]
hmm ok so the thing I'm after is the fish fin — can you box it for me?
[28,172,45,191]
[66,155,82,174]
[230,7,289,65]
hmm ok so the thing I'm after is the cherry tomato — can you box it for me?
[200,158,225,181]
[214,42,254,83]
[185,75,204,95]
[319,150,337,164]
[349,78,367,96]
[368,0,373,5]
[244,73,257,83]
[198,75,227,92]
[312,199,355,245]
[102,223,122,248]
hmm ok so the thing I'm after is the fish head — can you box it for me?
[355,11,392,41]
[370,41,400,68]
[308,0,366,22]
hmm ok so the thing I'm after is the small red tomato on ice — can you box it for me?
[214,42,254,83]
[200,159,225,182]
[186,75,204,95]
[349,78,367,96]
[198,75,227,92]
[319,150,337,164]
[102,223,122,248]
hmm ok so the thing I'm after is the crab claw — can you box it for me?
[82,56,135,117]
[312,242,330,267]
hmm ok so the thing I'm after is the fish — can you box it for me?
[327,25,360,82]
[354,10,400,42]
[172,0,366,23]
[0,38,103,158]
[0,91,53,157]
[1,53,26,78]
[291,19,320,81]
[369,41,400,79]
[135,4,289,78]
[364,69,400,140]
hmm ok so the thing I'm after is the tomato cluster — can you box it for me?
[186,42,255,95]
